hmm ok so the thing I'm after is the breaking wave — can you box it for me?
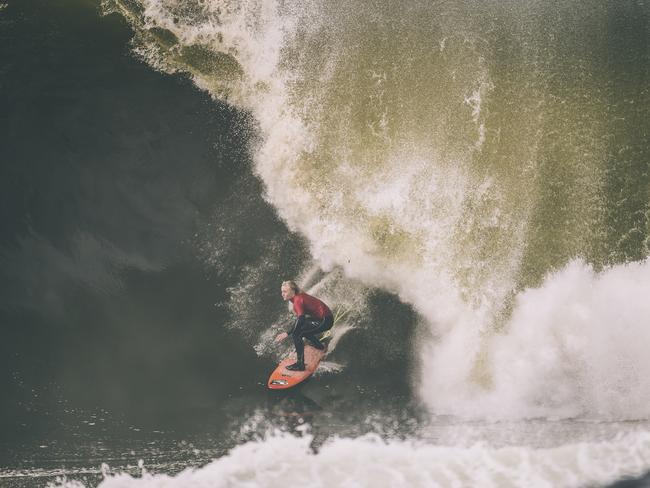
[103,0,650,420]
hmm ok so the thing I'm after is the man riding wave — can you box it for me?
[274,280,333,371]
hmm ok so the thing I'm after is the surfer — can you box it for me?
[274,280,333,371]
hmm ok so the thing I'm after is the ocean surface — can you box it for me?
[1,0,649,487]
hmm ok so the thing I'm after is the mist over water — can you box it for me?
[106,0,650,419]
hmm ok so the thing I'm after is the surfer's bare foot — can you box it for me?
[286,362,305,371]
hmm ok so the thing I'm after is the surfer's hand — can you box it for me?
[274,332,288,343]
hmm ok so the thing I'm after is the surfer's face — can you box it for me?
[281,284,295,301]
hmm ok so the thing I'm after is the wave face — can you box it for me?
[104,0,650,419]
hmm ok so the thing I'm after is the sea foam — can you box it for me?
[421,259,650,420]
[51,430,650,488]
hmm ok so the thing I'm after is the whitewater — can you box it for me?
[48,431,650,488]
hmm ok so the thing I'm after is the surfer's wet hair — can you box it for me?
[282,280,300,294]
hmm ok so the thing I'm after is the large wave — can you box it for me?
[103,0,650,420]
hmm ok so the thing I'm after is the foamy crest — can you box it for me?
[422,260,650,420]
[51,430,650,488]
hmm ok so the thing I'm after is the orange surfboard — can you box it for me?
[268,345,327,390]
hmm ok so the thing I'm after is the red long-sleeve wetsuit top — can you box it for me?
[290,293,332,320]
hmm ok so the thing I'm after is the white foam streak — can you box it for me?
[53,431,650,488]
